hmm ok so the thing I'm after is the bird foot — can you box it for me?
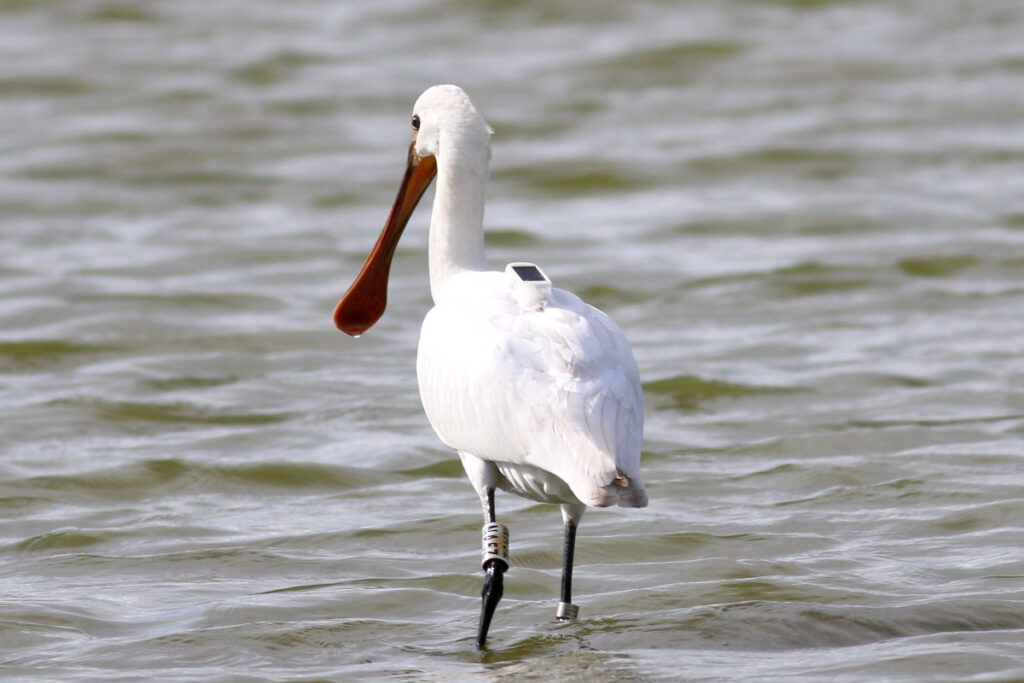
[555,601,579,621]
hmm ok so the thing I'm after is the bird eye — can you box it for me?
[411,114,420,130]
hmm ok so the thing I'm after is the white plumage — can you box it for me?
[333,84,646,647]
[417,269,646,509]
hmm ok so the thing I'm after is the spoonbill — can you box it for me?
[333,85,647,648]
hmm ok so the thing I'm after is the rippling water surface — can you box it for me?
[3,0,1024,680]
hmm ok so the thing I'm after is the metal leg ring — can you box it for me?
[556,601,579,621]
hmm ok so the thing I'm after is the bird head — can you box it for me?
[332,85,491,336]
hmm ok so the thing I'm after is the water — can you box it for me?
[2,0,1024,680]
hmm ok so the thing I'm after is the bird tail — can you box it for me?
[612,468,648,507]
[575,468,647,508]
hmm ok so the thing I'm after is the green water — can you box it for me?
[2,0,1023,680]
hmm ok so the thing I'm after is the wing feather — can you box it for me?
[417,274,645,507]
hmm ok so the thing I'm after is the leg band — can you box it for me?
[481,522,510,571]
[556,601,579,621]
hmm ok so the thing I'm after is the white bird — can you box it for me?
[333,84,647,648]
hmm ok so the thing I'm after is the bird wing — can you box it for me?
[417,278,644,507]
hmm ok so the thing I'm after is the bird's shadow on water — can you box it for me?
[473,629,581,664]
[450,619,648,681]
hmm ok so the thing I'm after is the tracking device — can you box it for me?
[505,262,553,310]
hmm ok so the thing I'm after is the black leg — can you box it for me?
[477,562,504,648]
[560,520,576,605]
[485,486,496,523]
[556,519,579,621]
[477,488,508,648]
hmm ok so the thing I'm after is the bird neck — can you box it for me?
[428,144,489,302]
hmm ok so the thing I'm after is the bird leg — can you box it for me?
[556,519,579,621]
[477,488,509,648]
